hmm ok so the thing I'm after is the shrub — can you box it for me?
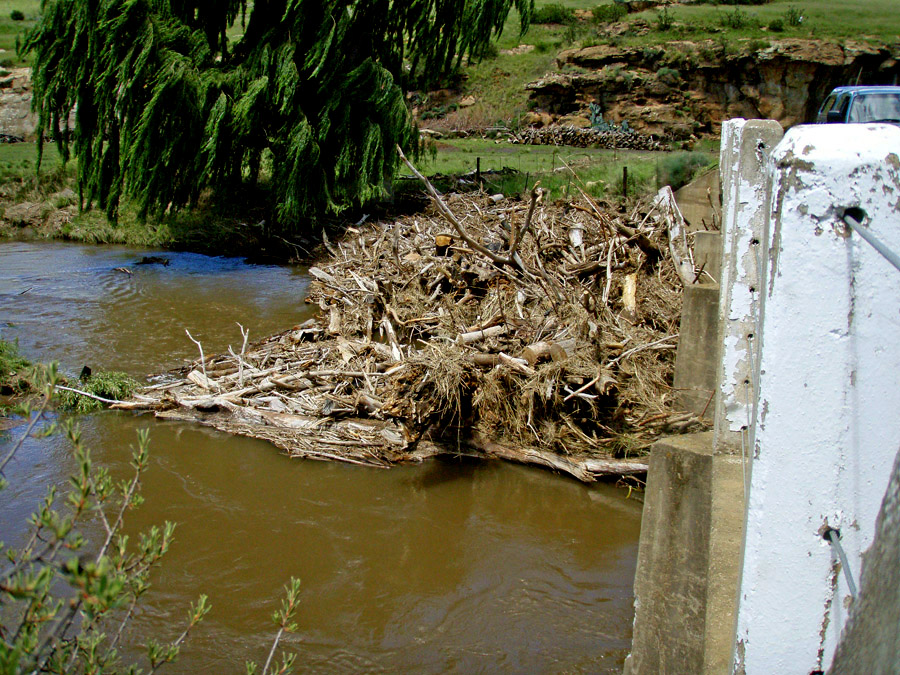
[657,67,681,84]
[1,365,302,673]
[532,4,575,24]
[656,7,674,31]
[57,370,140,412]
[592,4,626,23]
[658,152,713,191]
[768,18,784,32]
[720,7,748,29]
[0,338,29,385]
[785,6,803,26]
[9,9,24,20]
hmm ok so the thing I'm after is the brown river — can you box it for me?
[0,241,641,673]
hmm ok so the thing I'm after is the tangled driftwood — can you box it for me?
[116,160,706,481]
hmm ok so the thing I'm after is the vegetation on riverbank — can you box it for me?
[1,360,303,672]
[1,139,715,255]
[0,338,30,398]
[0,337,138,413]
[414,137,715,199]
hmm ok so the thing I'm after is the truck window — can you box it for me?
[847,93,900,123]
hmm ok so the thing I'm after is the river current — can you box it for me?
[0,241,641,672]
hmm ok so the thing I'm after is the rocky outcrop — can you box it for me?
[0,68,37,141]
[526,39,900,140]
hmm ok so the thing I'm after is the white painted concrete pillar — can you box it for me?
[715,119,783,455]
[735,123,900,674]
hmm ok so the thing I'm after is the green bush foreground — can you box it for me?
[1,351,301,673]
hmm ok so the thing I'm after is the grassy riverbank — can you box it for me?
[413,137,715,199]
[0,336,138,413]
[0,142,277,255]
[1,140,717,256]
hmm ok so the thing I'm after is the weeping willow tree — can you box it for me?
[23,0,533,228]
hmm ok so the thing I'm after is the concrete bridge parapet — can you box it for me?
[626,121,900,674]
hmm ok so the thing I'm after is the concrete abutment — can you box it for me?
[626,120,900,673]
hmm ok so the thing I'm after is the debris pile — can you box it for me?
[512,125,669,151]
[118,161,706,481]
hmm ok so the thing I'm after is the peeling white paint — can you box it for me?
[715,120,784,442]
[734,123,900,673]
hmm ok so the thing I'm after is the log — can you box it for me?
[328,307,342,335]
[498,352,535,376]
[187,369,215,390]
[621,272,638,322]
[458,324,507,345]
[466,433,647,482]
[520,338,576,365]
[471,353,501,367]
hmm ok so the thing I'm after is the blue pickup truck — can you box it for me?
[816,86,900,125]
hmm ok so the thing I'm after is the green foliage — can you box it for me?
[589,102,631,132]
[245,578,301,675]
[9,10,25,21]
[656,7,674,31]
[720,6,757,29]
[592,4,626,24]
[657,67,681,83]
[23,0,534,232]
[532,4,575,25]
[0,365,200,672]
[785,6,803,26]
[0,338,30,387]
[1,365,305,673]
[767,18,784,32]
[421,103,459,120]
[692,0,770,4]
[657,151,714,191]
[57,371,139,413]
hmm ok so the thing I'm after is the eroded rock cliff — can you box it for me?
[526,39,900,140]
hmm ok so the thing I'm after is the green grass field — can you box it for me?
[0,0,38,67]
[0,141,62,182]
[409,137,715,201]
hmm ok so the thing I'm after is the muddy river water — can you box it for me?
[0,241,641,673]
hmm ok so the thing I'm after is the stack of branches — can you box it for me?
[512,126,670,151]
[118,151,707,481]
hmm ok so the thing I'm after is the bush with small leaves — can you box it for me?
[785,6,803,26]
[1,364,303,673]
[532,3,576,24]
[592,4,626,24]
[656,7,674,31]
